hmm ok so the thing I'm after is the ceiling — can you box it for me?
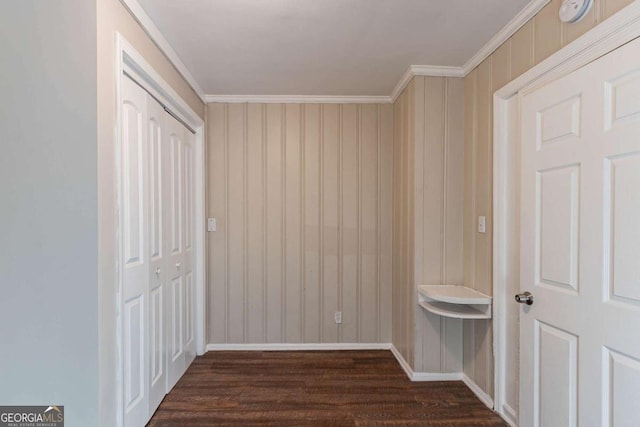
[136,0,532,96]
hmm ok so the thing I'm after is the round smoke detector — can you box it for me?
[559,0,593,23]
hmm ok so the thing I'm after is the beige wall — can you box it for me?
[392,81,415,364]
[392,76,465,372]
[96,0,206,424]
[462,0,634,400]
[207,103,393,344]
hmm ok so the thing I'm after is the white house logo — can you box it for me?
[0,405,64,427]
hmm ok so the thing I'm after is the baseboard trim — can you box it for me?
[205,343,392,351]
[501,402,517,427]
[389,344,462,382]
[462,374,495,409]
[389,344,414,379]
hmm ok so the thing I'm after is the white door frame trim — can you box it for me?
[114,32,206,427]
[492,2,640,424]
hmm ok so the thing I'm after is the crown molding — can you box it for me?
[119,0,206,103]
[462,0,552,75]
[389,65,464,102]
[204,94,393,104]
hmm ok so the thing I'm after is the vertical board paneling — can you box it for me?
[322,105,340,343]
[265,104,284,343]
[207,102,393,345]
[360,104,379,343]
[474,60,493,297]
[246,104,265,343]
[227,104,246,343]
[379,104,394,343]
[445,78,465,287]
[401,76,466,374]
[534,0,562,65]
[510,20,534,79]
[392,95,404,358]
[207,104,227,343]
[304,105,321,343]
[604,0,634,18]
[405,82,416,368]
[341,105,359,343]
[285,104,302,343]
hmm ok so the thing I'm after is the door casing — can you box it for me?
[492,2,640,425]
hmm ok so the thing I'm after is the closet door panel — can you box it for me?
[165,115,186,391]
[121,76,150,427]
[183,132,196,364]
[147,95,166,414]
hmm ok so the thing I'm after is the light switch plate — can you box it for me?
[207,217,217,232]
[478,216,486,233]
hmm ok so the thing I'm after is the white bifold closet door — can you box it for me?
[121,75,196,427]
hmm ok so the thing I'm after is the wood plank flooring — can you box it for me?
[147,350,507,427]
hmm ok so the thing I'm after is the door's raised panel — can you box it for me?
[605,70,640,130]
[536,165,581,292]
[149,117,163,261]
[604,153,640,305]
[185,272,193,346]
[535,321,578,427]
[149,285,163,386]
[184,143,193,251]
[170,134,183,255]
[123,101,145,267]
[170,277,184,361]
[536,96,582,149]
[124,295,145,411]
[603,348,640,427]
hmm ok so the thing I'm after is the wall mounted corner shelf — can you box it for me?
[417,285,492,319]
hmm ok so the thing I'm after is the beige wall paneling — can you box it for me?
[603,0,634,19]
[322,105,341,343]
[247,104,266,343]
[285,104,303,343]
[207,103,392,345]
[341,105,359,343]
[474,60,493,298]
[304,105,321,343]
[493,42,512,92]
[359,105,381,343]
[463,69,478,381]
[392,94,403,358]
[265,105,285,343]
[392,86,414,364]
[392,76,465,374]
[443,78,465,373]
[405,82,416,369]
[562,0,599,44]
[534,0,563,64]
[379,105,394,343]
[414,76,447,373]
[227,105,247,343]
[207,104,227,343]
[510,21,535,79]
[468,58,494,396]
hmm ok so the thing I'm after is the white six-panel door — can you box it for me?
[165,112,196,391]
[147,95,167,412]
[519,36,640,426]
[121,75,196,426]
[121,76,150,427]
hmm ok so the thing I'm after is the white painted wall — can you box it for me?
[0,1,99,425]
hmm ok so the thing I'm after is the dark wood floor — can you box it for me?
[148,350,506,427]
